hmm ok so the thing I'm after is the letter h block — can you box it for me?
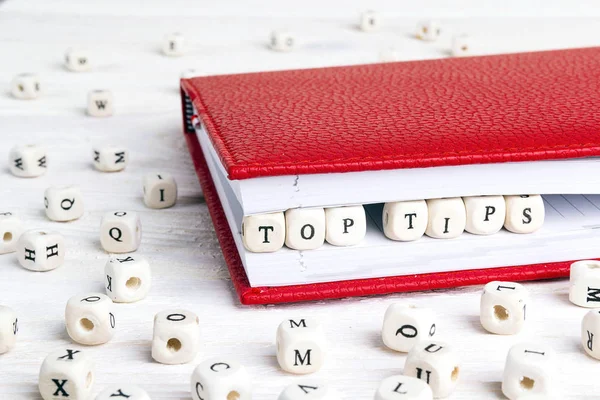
[276,318,326,374]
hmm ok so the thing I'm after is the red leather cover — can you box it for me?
[182,47,600,180]
[184,127,573,305]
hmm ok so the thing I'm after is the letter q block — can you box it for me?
[100,211,142,254]
[242,212,285,253]
[382,304,437,353]
[276,318,326,374]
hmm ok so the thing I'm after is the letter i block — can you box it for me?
[569,260,600,307]
[242,212,285,253]
[276,318,326,374]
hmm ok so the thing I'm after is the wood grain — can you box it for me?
[1,2,600,398]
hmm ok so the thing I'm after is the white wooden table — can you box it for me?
[2,1,600,398]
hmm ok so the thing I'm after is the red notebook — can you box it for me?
[181,47,600,305]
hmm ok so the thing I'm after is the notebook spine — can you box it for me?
[180,87,195,135]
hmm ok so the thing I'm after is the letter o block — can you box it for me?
[382,304,436,353]
[0,306,18,354]
[242,212,285,253]
[276,318,326,374]
[582,310,600,360]
[100,211,142,253]
[152,309,200,365]
[403,341,460,398]
[285,208,326,250]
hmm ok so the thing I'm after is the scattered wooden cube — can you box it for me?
[100,211,142,253]
[480,281,528,335]
[38,349,95,400]
[191,357,252,400]
[276,317,326,374]
[152,309,200,364]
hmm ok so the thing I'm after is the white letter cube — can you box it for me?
[270,31,295,52]
[105,255,151,303]
[152,309,200,364]
[278,379,340,399]
[0,212,24,254]
[96,385,150,399]
[242,212,285,253]
[9,144,47,178]
[464,195,505,235]
[44,186,84,222]
[383,200,428,241]
[570,260,600,307]
[143,173,178,209]
[17,230,65,272]
[582,309,600,360]
[11,73,41,99]
[325,205,366,246]
[375,375,433,400]
[39,349,94,400]
[162,32,185,56]
[382,304,437,353]
[276,317,326,374]
[65,293,116,345]
[504,195,545,234]
[416,20,441,41]
[0,306,18,354]
[501,343,554,399]
[87,90,114,117]
[64,48,91,72]
[191,357,252,400]
[403,341,460,398]
[425,198,466,239]
[359,11,380,32]
[285,208,326,250]
[93,146,128,172]
[480,281,528,335]
[451,35,472,57]
[100,211,142,253]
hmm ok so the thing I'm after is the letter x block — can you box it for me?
[38,349,95,400]
[276,318,326,374]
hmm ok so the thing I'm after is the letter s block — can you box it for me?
[100,211,142,254]
[503,195,544,234]
[242,212,285,253]
[276,318,326,374]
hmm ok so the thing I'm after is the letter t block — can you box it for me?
[276,318,326,374]
[241,212,285,253]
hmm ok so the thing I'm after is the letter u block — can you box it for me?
[403,341,460,398]
[276,318,326,374]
